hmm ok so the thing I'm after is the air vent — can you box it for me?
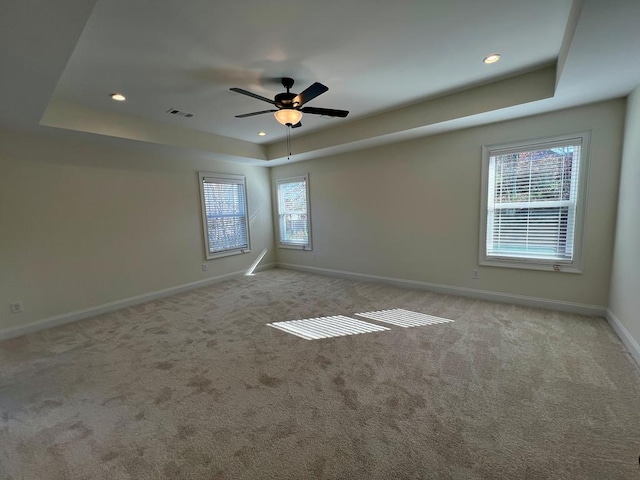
[166,108,193,118]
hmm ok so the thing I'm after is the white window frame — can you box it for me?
[479,132,590,273]
[274,174,312,250]
[198,172,251,260]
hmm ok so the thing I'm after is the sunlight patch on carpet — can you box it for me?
[267,315,390,340]
[356,308,454,328]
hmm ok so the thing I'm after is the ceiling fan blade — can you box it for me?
[293,82,328,107]
[235,109,277,118]
[230,87,276,105]
[300,106,349,118]
[291,121,302,129]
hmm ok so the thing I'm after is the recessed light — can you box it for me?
[110,93,126,101]
[483,53,501,64]
[258,131,266,136]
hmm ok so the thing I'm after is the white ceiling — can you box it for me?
[2,0,640,166]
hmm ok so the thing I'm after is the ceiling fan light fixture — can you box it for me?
[274,109,303,126]
[110,93,126,101]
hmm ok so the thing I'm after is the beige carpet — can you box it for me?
[1,268,639,479]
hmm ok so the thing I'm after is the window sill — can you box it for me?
[479,258,582,273]
[278,244,312,251]
[205,248,251,260]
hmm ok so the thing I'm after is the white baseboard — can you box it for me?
[606,309,640,368]
[277,263,608,317]
[0,263,275,342]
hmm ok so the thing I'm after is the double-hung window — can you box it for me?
[275,174,312,250]
[479,133,589,272]
[199,172,250,259]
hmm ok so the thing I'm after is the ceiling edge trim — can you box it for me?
[265,66,557,162]
[40,100,267,162]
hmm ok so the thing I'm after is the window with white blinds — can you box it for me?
[480,133,589,272]
[199,172,250,259]
[275,174,312,250]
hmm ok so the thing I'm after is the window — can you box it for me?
[479,133,589,272]
[199,172,250,259]
[275,174,312,250]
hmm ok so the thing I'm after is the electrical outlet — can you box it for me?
[471,269,480,280]
[202,263,208,271]
[10,301,23,313]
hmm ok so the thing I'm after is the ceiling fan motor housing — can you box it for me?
[275,92,298,109]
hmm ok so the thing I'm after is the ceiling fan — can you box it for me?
[230,77,349,128]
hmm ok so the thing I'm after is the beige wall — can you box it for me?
[272,100,625,307]
[609,86,640,348]
[0,130,275,332]
[0,99,627,336]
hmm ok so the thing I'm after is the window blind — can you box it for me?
[276,176,310,247]
[201,175,249,255]
[486,141,581,262]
